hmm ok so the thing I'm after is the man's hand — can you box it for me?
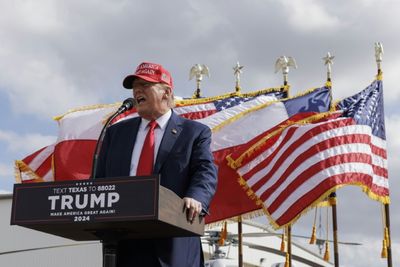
[183,197,202,223]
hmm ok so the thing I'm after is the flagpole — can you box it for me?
[238,216,243,267]
[275,56,297,90]
[329,192,339,267]
[384,204,393,267]
[287,225,292,267]
[322,53,338,266]
[189,64,210,99]
[374,41,391,267]
[274,56,296,267]
[233,61,244,93]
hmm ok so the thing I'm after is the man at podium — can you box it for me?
[96,62,218,267]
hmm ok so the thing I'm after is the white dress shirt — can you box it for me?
[129,109,172,176]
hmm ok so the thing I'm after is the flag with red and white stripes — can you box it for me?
[15,144,54,183]
[227,80,389,228]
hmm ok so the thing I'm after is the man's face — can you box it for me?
[132,78,171,120]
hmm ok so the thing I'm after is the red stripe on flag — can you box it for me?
[232,112,321,167]
[179,110,217,120]
[275,172,389,226]
[53,140,96,181]
[246,118,358,193]
[259,134,372,201]
[372,165,388,178]
[243,127,298,188]
[229,111,389,228]
[35,155,53,178]
[266,153,372,214]
[371,144,387,159]
[22,146,48,165]
[275,173,368,225]
[111,108,137,124]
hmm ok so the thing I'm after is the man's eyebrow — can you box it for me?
[133,81,151,86]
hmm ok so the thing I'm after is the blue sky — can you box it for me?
[0,0,399,266]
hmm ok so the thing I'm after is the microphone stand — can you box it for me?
[90,111,122,180]
[91,98,134,179]
[90,99,134,267]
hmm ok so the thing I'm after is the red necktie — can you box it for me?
[137,120,158,176]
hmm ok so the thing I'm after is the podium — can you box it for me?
[10,175,204,241]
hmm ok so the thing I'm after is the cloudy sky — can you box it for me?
[0,0,399,266]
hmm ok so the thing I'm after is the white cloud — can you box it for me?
[386,115,400,193]
[0,35,101,118]
[385,115,400,230]
[280,0,341,32]
[386,115,400,153]
[380,56,400,106]
[0,162,13,177]
[3,57,100,117]
[0,129,56,155]
[0,0,117,118]
[335,233,400,266]
[1,0,399,119]
[10,0,63,34]
[340,237,395,267]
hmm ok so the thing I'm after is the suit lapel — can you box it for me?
[153,111,183,174]
[119,117,141,176]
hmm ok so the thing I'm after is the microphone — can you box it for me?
[116,98,135,114]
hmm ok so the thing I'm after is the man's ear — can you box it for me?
[164,87,172,98]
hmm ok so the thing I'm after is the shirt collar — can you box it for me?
[140,109,172,130]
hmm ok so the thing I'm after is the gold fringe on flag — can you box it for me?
[328,196,337,206]
[381,226,390,258]
[316,199,331,207]
[309,207,317,244]
[323,242,330,262]
[280,232,286,252]
[309,225,317,245]
[380,204,389,258]
[323,206,330,262]
[53,102,121,121]
[176,86,286,106]
[218,221,228,246]
[205,209,265,230]
[381,238,388,258]
[284,252,290,267]
[14,160,44,183]
[385,227,390,246]
[235,176,389,230]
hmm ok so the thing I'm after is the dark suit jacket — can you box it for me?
[96,111,218,267]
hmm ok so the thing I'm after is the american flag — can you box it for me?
[336,80,386,139]
[227,80,389,228]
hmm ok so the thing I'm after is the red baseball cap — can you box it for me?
[123,62,173,89]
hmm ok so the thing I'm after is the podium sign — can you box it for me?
[11,176,204,241]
